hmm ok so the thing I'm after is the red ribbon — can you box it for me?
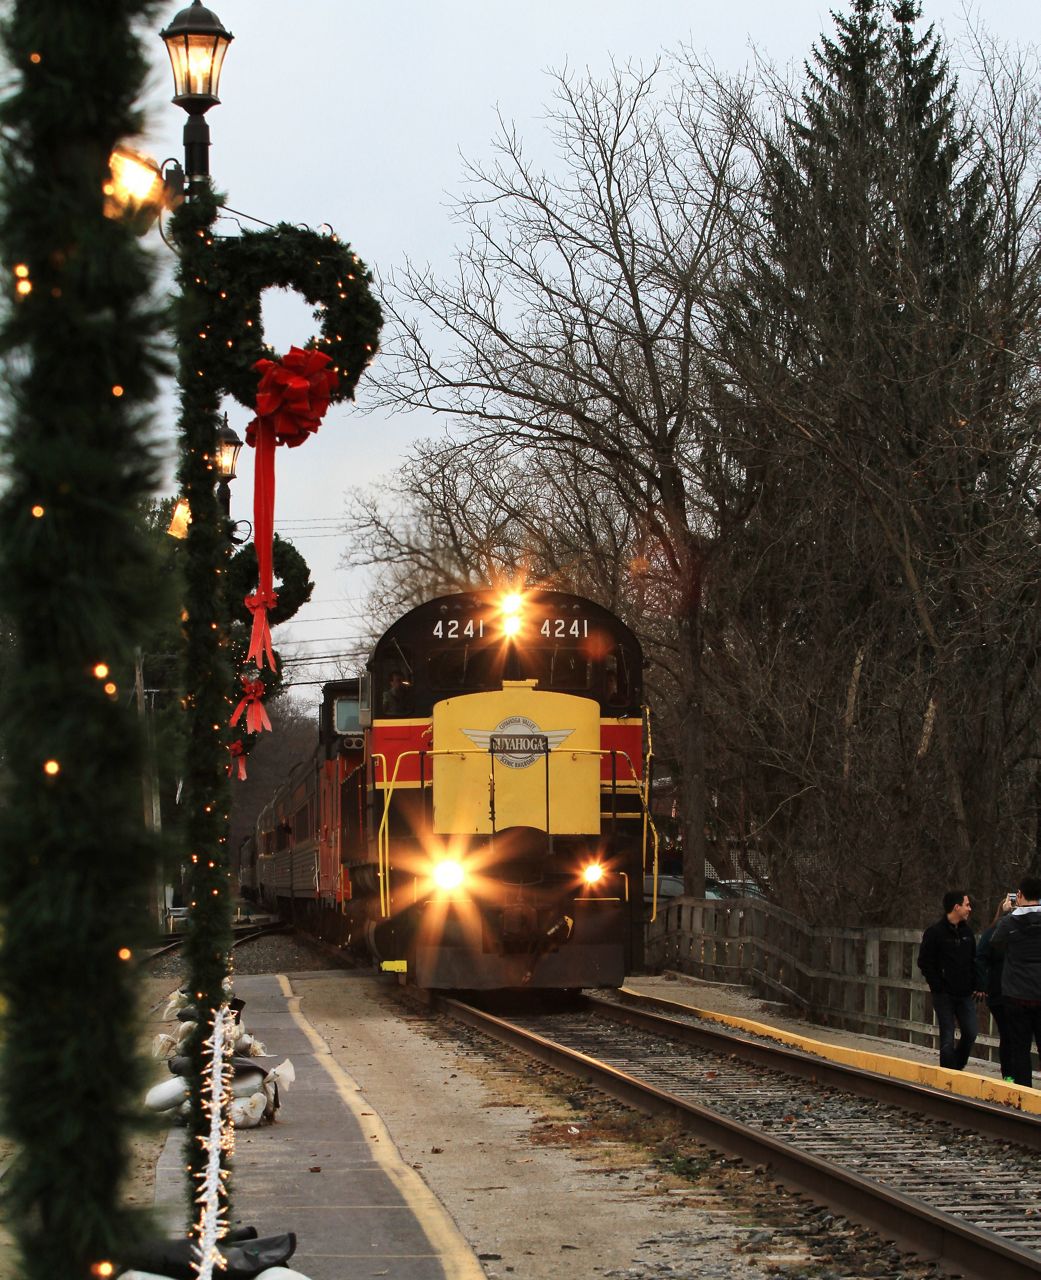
[244,588,278,671]
[227,739,247,781]
[243,347,338,673]
[230,677,272,735]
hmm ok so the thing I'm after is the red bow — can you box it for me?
[246,346,338,449]
[242,347,337,676]
[230,677,272,735]
[245,588,279,670]
[227,739,247,781]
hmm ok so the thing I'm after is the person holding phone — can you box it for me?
[991,877,1041,1086]
[975,893,1017,1081]
[917,890,977,1070]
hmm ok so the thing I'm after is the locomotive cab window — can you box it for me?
[334,696,361,734]
[603,648,632,707]
[427,645,504,694]
[379,658,414,717]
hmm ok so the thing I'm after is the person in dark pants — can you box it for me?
[975,895,1016,1081]
[991,875,1041,1087]
[917,889,977,1070]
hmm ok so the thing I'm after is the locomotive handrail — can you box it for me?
[374,745,658,921]
[370,753,389,915]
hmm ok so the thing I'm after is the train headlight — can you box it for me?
[582,863,605,885]
[432,859,465,892]
[500,591,523,637]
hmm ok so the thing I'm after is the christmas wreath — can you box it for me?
[227,534,314,629]
[203,222,383,410]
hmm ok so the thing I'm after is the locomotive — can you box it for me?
[249,587,656,989]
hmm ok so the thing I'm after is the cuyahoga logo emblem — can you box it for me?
[462,716,574,769]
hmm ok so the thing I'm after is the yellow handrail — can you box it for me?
[370,753,388,915]
[641,705,660,920]
[374,744,659,918]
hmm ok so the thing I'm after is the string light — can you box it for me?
[93,663,110,679]
[43,760,60,776]
[111,385,124,397]
[31,505,44,518]
[28,52,41,65]
[104,682,117,696]
[117,948,132,961]
[90,1264,114,1278]
[194,1006,235,1280]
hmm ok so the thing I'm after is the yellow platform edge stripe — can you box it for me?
[620,986,1041,1114]
[277,974,486,1280]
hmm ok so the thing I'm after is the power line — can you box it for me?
[277,651,364,666]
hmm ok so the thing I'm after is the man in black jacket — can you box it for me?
[991,876,1041,1086]
[917,890,977,1070]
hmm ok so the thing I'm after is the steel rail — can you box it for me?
[145,921,289,962]
[432,993,1041,1280]
[597,988,1041,1151]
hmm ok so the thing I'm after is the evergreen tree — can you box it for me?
[0,1,166,1272]
[713,0,1039,919]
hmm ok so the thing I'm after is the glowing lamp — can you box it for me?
[104,147,171,224]
[582,863,605,885]
[215,415,243,481]
[501,592,523,615]
[168,497,191,539]
[160,1,233,113]
[432,859,465,892]
[502,615,522,638]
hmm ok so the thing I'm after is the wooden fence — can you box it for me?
[645,896,1004,1066]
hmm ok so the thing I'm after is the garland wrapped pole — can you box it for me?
[169,170,236,1223]
[0,2,165,1276]
[161,2,380,1226]
[158,0,239,1224]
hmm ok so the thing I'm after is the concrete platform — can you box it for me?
[153,973,484,1280]
[623,972,1041,1113]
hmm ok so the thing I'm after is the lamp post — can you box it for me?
[160,0,236,1228]
[160,0,233,186]
[215,414,243,518]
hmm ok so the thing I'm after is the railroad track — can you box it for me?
[145,921,288,962]
[424,988,1041,1280]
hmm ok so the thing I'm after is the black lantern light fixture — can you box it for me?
[215,415,243,484]
[160,0,233,182]
[214,414,243,519]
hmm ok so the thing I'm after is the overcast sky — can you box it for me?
[138,0,1036,705]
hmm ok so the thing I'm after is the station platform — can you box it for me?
[152,973,484,1280]
[623,971,1041,1112]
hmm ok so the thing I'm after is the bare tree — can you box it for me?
[369,62,760,893]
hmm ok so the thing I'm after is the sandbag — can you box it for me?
[119,1231,296,1279]
[144,1076,188,1113]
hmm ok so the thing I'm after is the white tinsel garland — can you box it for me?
[193,1003,235,1279]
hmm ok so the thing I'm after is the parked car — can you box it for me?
[709,879,767,900]
[642,874,685,920]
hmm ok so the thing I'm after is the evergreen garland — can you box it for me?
[169,181,237,1220]
[202,223,382,409]
[226,535,314,739]
[0,2,165,1276]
